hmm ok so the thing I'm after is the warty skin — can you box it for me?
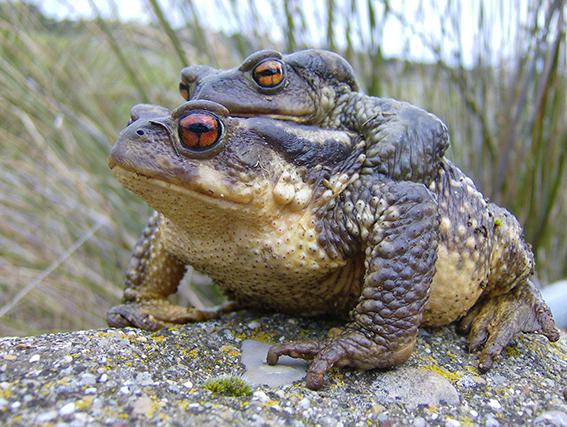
[106,101,558,390]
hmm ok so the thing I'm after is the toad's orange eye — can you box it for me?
[253,59,285,88]
[178,112,222,152]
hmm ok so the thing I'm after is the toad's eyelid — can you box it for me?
[172,101,229,120]
[239,49,283,72]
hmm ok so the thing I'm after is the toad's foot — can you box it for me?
[267,328,415,390]
[106,300,239,331]
[458,279,559,372]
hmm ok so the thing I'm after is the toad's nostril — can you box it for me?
[136,129,145,136]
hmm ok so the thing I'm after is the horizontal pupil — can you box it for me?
[186,122,214,133]
[260,68,280,76]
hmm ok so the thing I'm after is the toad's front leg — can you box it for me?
[267,181,439,389]
[107,212,238,331]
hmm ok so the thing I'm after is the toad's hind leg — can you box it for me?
[458,206,559,371]
[458,279,559,371]
[106,212,238,331]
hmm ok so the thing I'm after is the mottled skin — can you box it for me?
[107,102,558,390]
[180,49,450,184]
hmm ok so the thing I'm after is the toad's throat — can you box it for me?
[110,165,253,206]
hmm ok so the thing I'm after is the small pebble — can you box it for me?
[85,387,97,395]
[135,372,153,386]
[59,402,75,416]
[119,386,129,394]
[253,391,269,402]
[319,416,339,427]
[188,403,201,411]
[491,374,506,385]
[132,395,153,417]
[488,398,502,411]
[371,404,385,415]
[182,380,193,389]
[413,416,426,427]
[29,354,40,363]
[80,373,97,386]
[61,355,73,364]
[247,321,260,330]
[485,415,500,427]
[37,410,58,423]
[298,398,310,410]
[457,374,476,388]
[534,410,567,426]
[98,373,108,383]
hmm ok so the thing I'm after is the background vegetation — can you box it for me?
[0,0,565,336]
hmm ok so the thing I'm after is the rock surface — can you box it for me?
[0,311,566,426]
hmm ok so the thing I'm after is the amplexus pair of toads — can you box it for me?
[107,49,559,390]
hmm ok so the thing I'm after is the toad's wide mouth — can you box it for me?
[110,165,254,206]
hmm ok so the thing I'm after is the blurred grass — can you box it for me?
[0,0,565,336]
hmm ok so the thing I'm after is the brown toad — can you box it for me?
[106,101,558,389]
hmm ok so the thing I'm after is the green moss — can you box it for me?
[494,218,503,227]
[504,345,520,357]
[202,376,252,397]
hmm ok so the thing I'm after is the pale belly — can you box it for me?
[160,213,363,316]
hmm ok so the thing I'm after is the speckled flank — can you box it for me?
[423,159,538,327]
[423,161,492,326]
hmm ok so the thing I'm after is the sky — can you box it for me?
[35,0,531,67]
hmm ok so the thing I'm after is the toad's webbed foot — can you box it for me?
[107,300,239,331]
[458,279,559,372]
